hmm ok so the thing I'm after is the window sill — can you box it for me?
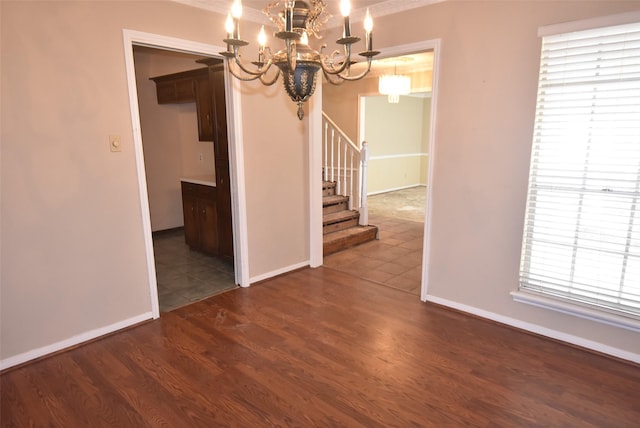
[510,291,640,333]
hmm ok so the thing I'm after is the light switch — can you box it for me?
[109,135,122,152]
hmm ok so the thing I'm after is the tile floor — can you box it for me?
[154,186,426,311]
[153,229,237,312]
[323,187,426,296]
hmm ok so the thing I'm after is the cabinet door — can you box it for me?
[155,80,177,104]
[215,164,234,260]
[195,74,214,141]
[174,77,196,102]
[181,185,200,249]
[199,196,218,255]
[210,67,229,162]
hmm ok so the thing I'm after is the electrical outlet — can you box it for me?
[109,135,122,152]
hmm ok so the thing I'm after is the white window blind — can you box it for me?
[519,21,640,320]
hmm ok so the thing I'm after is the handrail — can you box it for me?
[322,112,369,226]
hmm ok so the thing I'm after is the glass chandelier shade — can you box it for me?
[221,0,380,119]
[378,74,411,103]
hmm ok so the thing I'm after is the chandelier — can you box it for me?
[221,0,380,119]
[378,74,411,103]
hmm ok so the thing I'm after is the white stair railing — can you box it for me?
[322,112,369,226]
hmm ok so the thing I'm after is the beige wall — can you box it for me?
[2,0,639,366]
[0,0,308,363]
[370,1,640,355]
[134,48,216,232]
[365,94,428,193]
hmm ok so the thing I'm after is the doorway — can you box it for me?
[321,44,438,299]
[122,30,250,318]
[132,46,237,312]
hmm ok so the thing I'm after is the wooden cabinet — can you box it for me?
[150,68,213,141]
[199,59,234,261]
[181,182,218,255]
[194,72,214,141]
[152,58,233,261]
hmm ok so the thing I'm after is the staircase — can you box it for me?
[323,181,378,255]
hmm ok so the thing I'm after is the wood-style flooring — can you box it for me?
[2,267,639,427]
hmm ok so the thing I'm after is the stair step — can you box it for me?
[323,195,349,214]
[323,210,360,234]
[323,225,379,255]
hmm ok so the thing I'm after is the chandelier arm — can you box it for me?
[226,61,268,82]
[320,45,354,76]
[332,57,374,82]
[233,55,274,77]
[259,67,281,86]
[322,69,347,86]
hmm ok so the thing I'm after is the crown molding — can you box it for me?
[171,0,270,24]
[327,0,445,27]
[171,0,445,26]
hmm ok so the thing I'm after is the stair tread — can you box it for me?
[323,210,359,225]
[323,225,378,242]
[323,195,349,205]
[323,225,379,255]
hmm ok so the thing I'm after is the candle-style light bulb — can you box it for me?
[231,0,242,18]
[364,8,373,51]
[300,31,309,45]
[340,0,351,17]
[230,0,242,39]
[225,13,234,38]
[340,0,351,38]
[364,9,373,32]
[257,25,267,64]
[258,25,267,48]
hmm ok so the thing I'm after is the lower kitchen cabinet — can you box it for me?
[181,181,218,255]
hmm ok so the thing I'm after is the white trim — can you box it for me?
[426,295,640,364]
[357,39,440,303]
[122,30,249,305]
[171,0,269,25]
[170,0,444,28]
[372,40,440,303]
[369,153,428,161]
[0,313,153,371]
[309,79,323,267]
[538,10,640,37]
[122,30,160,318]
[249,261,310,284]
[225,63,251,287]
[326,0,445,28]
[368,184,425,196]
[511,291,640,334]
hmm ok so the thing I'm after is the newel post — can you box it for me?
[359,141,369,226]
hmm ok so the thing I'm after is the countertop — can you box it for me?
[180,175,216,187]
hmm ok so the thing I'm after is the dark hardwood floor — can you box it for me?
[2,267,639,427]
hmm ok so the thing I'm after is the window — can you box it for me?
[518,21,640,322]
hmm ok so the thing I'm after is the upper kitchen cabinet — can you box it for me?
[150,67,213,141]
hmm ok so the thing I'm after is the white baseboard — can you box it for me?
[249,261,310,284]
[0,312,153,371]
[424,295,640,364]
[368,184,426,196]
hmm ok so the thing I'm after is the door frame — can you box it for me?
[122,29,250,319]
[351,39,441,302]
